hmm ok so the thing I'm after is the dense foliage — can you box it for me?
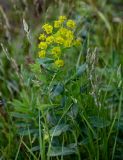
[0,0,123,159]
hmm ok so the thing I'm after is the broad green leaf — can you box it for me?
[16,122,31,128]
[76,63,87,76]
[68,103,78,118]
[10,112,32,119]
[89,116,110,128]
[51,83,64,98]
[18,128,38,136]
[31,146,40,152]
[50,124,70,137]
[37,58,54,65]
[37,104,59,111]
[48,146,76,157]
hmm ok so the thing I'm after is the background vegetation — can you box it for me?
[0,0,123,159]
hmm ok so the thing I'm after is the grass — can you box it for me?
[0,0,123,159]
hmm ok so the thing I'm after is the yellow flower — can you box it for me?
[74,39,81,46]
[66,20,76,29]
[54,20,61,28]
[59,16,67,22]
[46,36,54,44]
[58,27,68,36]
[54,59,64,67]
[38,50,46,58]
[51,46,61,58]
[66,30,74,40]
[42,24,53,34]
[38,42,47,49]
[54,36,64,44]
[64,40,72,47]
[39,33,46,40]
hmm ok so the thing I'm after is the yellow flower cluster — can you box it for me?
[38,16,81,68]
[51,46,61,58]
[54,59,64,67]
[46,36,54,44]
[38,42,47,49]
[42,24,53,34]
[38,50,46,58]
[39,33,46,40]
[66,20,76,28]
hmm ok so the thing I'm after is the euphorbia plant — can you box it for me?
[28,16,84,159]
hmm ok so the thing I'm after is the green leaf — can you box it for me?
[89,116,110,128]
[79,138,89,145]
[31,146,40,152]
[48,146,76,157]
[51,83,64,98]
[37,104,59,111]
[18,128,38,136]
[37,58,54,65]
[68,103,78,118]
[50,124,70,137]
[16,122,31,128]
[76,63,87,76]
[10,112,32,119]
[37,58,56,73]
[116,118,123,131]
